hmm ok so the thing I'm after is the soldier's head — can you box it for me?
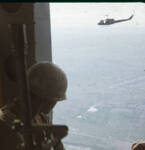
[28,62,68,116]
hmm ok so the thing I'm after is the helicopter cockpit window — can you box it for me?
[50,3,145,150]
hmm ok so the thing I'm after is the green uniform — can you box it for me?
[0,100,24,150]
[0,100,65,150]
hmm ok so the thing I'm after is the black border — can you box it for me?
[0,0,144,3]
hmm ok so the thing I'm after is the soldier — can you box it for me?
[28,62,68,150]
[28,62,67,117]
[0,62,68,150]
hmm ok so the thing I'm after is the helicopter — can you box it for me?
[98,14,134,25]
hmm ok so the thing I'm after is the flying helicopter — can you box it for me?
[0,3,68,150]
[98,14,134,25]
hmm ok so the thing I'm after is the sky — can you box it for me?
[50,3,145,149]
[50,3,145,27]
